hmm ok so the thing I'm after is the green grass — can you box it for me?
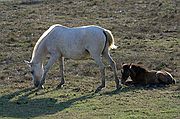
[0,85,180,119]
[0,0,179,119]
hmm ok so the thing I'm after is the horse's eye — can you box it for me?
[30,70,34,74]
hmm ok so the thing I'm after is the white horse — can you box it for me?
[25,24,121,92]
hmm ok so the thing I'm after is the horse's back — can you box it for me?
[50,25,105,41]
[44,25,106,59]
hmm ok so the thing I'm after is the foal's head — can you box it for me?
[25,61,44,87]
[121,64,131,84]
[121,63,147,84]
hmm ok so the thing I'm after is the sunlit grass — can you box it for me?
[0,0,179,118]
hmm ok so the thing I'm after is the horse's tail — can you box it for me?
[103,29,117,50]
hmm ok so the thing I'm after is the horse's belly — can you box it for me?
[62,49,90,60]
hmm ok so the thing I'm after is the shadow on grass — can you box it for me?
[0,84,172,118]
[0,87,96,118]
[102,84,169,96]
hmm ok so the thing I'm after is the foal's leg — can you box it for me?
[156,71,175,85]
[102,50,121,90]
[56,57,65,89]
[38,53,59,89]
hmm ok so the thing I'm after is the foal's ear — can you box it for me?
[121,62,127,66]
[24,60,32,67]
[129,63,132,68]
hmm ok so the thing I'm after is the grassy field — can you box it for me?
[0,0,179,119]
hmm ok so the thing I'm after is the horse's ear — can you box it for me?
[24,60,32,67]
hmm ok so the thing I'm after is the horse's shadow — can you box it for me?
[0,85,169,118]
[0,87,96,118]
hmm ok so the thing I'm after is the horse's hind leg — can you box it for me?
[102,50,121,90]
[56,57,65,89]
[90,53,106,93]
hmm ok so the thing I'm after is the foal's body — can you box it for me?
[131,70,158,84]
[26,24,120,92]
[121,64,176,86]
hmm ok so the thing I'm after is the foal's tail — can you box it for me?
[103,29,117,50]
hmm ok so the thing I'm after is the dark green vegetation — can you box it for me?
[0,0,179,118]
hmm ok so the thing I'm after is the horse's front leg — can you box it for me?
[56,57,65,89]
[38,53,59,89]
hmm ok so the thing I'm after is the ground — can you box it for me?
[0,0,179,119]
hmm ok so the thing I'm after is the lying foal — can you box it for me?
[121,64,176,86]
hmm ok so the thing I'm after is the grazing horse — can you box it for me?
[25,24,121,92]
[121,63,176,86]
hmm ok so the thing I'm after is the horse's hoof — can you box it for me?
[56,84,63,89]
[95,86,104,93]
[95,88,101,93]
[116,84,122,90]
[38,85,44,90]
[95,84,105,93]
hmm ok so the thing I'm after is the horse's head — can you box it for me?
[25,60,44,87]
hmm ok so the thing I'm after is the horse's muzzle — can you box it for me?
[34,80,40,87]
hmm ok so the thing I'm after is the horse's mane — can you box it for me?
[31,25,58,62]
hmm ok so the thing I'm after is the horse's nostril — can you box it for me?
[34,83,39,87]
[34,80,40,87]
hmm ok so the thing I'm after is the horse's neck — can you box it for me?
[31,42,46,64]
